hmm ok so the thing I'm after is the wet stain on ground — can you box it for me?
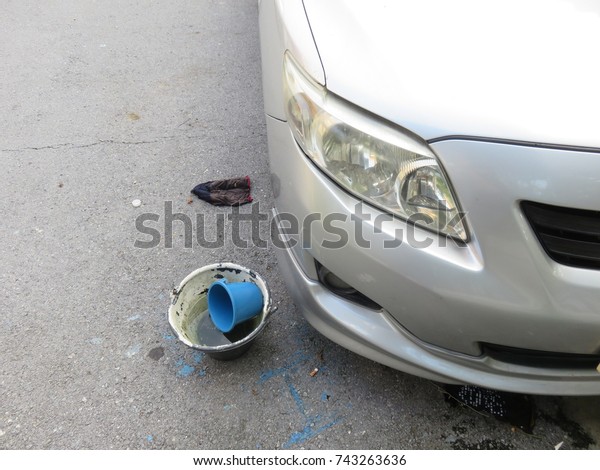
[148,347,164,361]
[451,438,514,450]
[540,407,595,449]
[438,385,598,449]
[451,424,468,435]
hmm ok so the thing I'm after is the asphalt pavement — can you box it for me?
[1,0,599,450]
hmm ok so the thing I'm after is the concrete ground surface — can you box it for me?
[1,0,599,451]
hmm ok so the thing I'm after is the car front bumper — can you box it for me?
[266,114,600,396]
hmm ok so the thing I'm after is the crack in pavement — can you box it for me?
[1,134,206,153]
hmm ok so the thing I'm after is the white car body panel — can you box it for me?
[258,0,324,118]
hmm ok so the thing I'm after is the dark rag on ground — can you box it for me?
[191,176,253,206]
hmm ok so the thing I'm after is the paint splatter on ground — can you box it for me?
[176,362,195,378]
[174,353,205,378]
[282,375,343,449]
[125,344,141,358]
[257,351,345,448]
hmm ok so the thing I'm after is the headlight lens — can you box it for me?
[283,52,467,241]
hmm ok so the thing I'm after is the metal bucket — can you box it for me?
[168,263,274,360]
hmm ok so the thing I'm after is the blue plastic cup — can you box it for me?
[207,279,264,333]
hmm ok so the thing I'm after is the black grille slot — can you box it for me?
[483,343,600,370]
[315,260,382,310]
[521,201,600,270]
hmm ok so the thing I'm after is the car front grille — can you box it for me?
[521,201,600,270]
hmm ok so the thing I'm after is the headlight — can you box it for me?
[283,52,468,241]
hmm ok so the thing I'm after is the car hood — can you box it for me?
[303,0,600,149]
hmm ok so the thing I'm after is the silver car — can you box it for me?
[259,0,600,395]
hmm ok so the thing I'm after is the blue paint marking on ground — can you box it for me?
[282,374,343,449]
[283,416,343,449]
[146,435,154,443]
[172,353,204,378]
[125,344,141,358]
[174,358,196,378]
[192,352,204,364]
[258,351,308,384]
[256,351,345,448]
[177,364,195,377]
[163,333,175,341]
[286,376,306,416]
